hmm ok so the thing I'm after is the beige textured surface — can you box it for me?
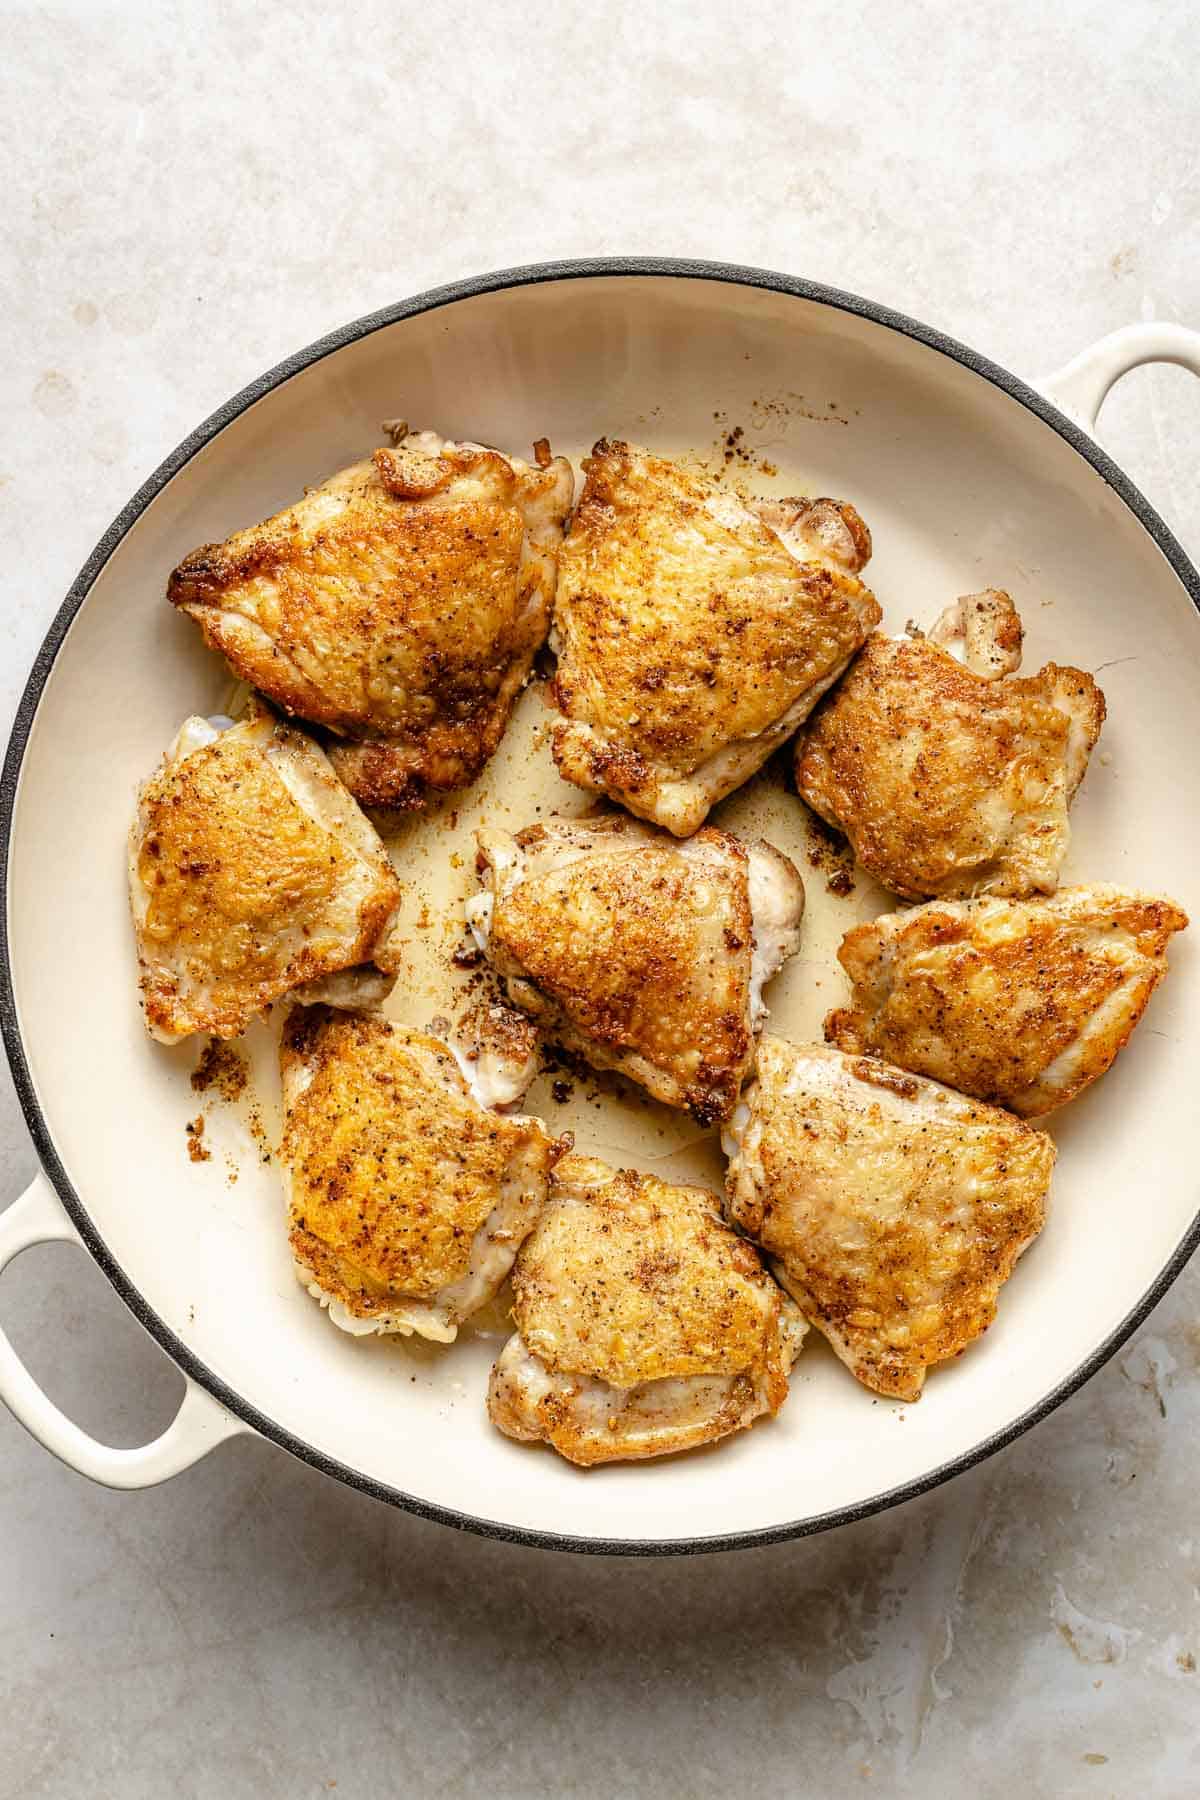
[2,2,1199,1794]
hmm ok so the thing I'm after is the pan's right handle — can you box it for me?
[1038,323,1200,436]
[0,1172,249,1487]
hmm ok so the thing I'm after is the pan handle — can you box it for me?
[1038,322,1200,434]
[0,1172,249,1487]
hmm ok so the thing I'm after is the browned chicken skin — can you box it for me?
[281,1007,564,1343]
[550,441,881,835]
[724,1038,1054,1400]
[827,885,1188,1116]
[488,1153,807,1464]
[128,708,401,1042]
[468,814,805,1124]
[169,431,573,811]
[795,592,1106,899]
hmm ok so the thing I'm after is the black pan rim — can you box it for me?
[2,255,1198,1558]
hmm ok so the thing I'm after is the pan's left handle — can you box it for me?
[1038,322,1200,435]
[0,1172,250,1488]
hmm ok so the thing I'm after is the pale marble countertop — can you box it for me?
[3,3,1199,1795]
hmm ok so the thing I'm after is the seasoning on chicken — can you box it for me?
[550,440,881,835]
[281,1007,565,1343]
[129,707,401,1042]
[468,813,804,1124]
[827,884,1188,1116]
[488,1153,807,1464]
[724,1038,1054,1400]
[795,590,1105,899]
[169,430,573,811]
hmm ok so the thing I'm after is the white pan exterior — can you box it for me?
[3,264,1199,1550]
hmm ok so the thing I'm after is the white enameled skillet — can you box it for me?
[2,259,1199,1554]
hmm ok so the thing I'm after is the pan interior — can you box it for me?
[7,273,1199,1544]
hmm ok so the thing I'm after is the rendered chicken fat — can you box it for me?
[926,589,1024,679]
[448,1002,541,1110]
[747,841,805,1027]
[464,888,494,953]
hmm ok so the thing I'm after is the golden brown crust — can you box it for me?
[455,998,541,1074]
[795,633,1106,899]
[325,723,506,813]
[170,454,525,737]
[169,440,572,808]
[131,714,400,1041]
[371,443,454,498]
[282,1009,557,1312]
[550,441,880,832]
[827,885,1189,1116]
[476,818,762,1123]
[726,1038,1054,1400]
[485,1152,804,1464]
[514,1155,781,1386]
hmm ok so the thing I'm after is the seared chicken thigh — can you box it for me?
[795,591,1105,899]
[550,441,881,835]
[169,431,573,810]
[468,814,805,1123]
[129,708,401,1042]
[827,885,1188,1117]
[281,1008,563,1343]
[488,1154,806,1464]
[724,1038,1054,1400]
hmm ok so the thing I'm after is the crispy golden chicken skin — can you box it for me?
[281,1008,564,1343]
[724,1038,1054,1400]
[487,1153,807,1464]
[468,814,805,1124]
[129,709,401,1043]
[827,885,1189,1117]
[794,596,1106,900]
[550,441,881,835]
[168,431,573,811]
